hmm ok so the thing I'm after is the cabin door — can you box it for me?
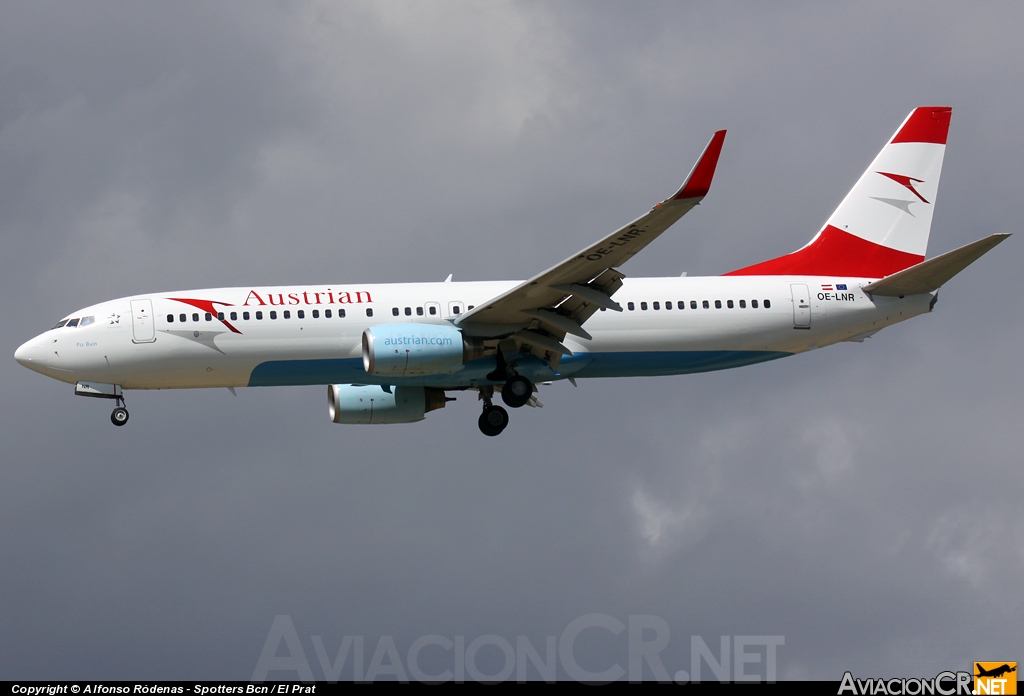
[790,284,811,329]
[130,299,157,343]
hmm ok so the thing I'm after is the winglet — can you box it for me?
[670,130,727,201]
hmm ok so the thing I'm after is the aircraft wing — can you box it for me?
[456,130,726,356]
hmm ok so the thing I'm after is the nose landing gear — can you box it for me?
[111,405,129,426]
[110,394,129,426]
[74,382,130,426]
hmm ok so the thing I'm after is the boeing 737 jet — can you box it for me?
[15,107,1008,435]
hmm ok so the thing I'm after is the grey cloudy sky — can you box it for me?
[1,1,1022,681]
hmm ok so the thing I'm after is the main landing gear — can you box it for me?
[478,403,509,437]
[476,375,535,436]
[501,375,533,409]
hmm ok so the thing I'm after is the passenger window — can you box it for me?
[312,310,319,318]
[167,314,174,323]
[726,300,733,309]
[339,309,346,318]
[243,312,250,320]
[751,300,758,309]
[702,300,709,309]
[80,316,95,326]
[653,302,660,310]
[641,302,648,310]
[255,311,263,320]
[739,300,746,308]
[416,307,423,316]
[714,300,721,309]
[283,310,290,319]
[764,299,771,308]
[218,312,225,320]
[691,301,697,309]
[366,308,373,317]
[599,307,606,312]
[193,313,200,322]
[297,310,304,319]
[325,309,332,318]
[66,318,80,327]
[468,305,474,310]
[453,306,461,315]
[205,312,213,321]
[404,307,411,316]
[269,311,277,320]
[665,302,672,310]
[173,313,183,323]
[428,306,437,316]
[392,307,399,316]
[230,312,238,320]
[627,302,635,311]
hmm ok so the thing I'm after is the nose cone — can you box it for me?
[15,339,38,367]
[15,336,50,375]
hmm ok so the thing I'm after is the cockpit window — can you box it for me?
[79,316,95,327]
[53,320,69,329]
[65,318,80,327]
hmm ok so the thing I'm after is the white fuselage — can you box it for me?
[14,275,933,391]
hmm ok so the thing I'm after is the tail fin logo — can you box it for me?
[877,172,930,204]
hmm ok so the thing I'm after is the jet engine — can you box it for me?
[328,384,452,424]
[362,323,485,377]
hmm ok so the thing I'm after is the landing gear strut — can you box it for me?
[110,395,129,426]
[477,387,509,436]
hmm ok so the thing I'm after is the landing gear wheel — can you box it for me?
[478,404,509,436]
[501,375,533,409]
[111,407,129,426]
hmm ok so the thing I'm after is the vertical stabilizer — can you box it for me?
[727,106,951,278]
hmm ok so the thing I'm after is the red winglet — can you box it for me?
[672,129,727,200]
[891,106,952,145]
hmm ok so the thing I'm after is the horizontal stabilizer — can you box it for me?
[863,233,1010,297]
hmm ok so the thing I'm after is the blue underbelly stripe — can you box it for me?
[568,350,788,378]
[246,350,790,387]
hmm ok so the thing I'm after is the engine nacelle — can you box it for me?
[362,323,484,377]
[328,384,451,424]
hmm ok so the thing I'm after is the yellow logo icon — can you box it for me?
[975,662,1017,695]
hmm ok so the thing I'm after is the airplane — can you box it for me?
[975,664,1016,679]
[15,106,1009,436]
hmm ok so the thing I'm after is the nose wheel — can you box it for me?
[110,395,129,426]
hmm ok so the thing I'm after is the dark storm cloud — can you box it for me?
[1,1,1022,680]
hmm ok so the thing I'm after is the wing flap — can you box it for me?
[863,233,1010,297]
